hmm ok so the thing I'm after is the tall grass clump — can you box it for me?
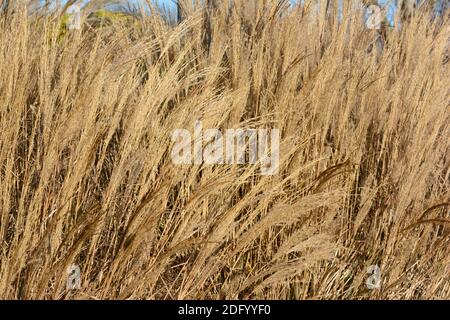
[0,0,448,299]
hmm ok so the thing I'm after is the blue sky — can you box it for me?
[60,0,391,14]
[56,0,393,10]
[59,0,177,10]
[56,0,448,25]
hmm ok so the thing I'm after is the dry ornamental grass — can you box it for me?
[0,0,449,299]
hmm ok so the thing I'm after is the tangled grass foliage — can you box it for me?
[0,0,449,299]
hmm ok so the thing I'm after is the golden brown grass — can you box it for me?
[0,0,449,299]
